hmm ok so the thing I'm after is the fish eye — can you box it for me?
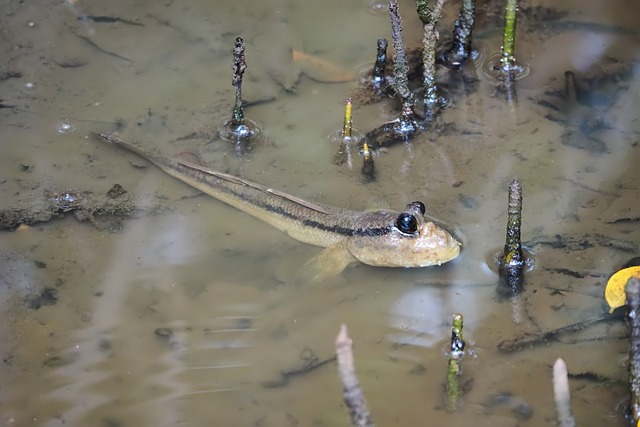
[407,201,426,215]
[395,213,418,234]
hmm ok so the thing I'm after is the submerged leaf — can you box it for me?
[291,49,357,83]
[605,266,640,313]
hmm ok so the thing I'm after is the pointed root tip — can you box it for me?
[336,324,351,347]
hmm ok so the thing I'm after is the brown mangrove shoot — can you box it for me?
[356,0,426,149]
[218,37,262,150]
[335,324,375,427]
[231,36,247,127]
[388,0,415,107]
[352,39,390,105]
[416,0,448,120]
[445,313,466,411]
[371,38,389,95]
[440,0,476,70]
[626,276,640,423]
[497,178,525,297]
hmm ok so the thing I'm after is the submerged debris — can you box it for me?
[67,25,132,63]
[496,315,620,353]
[525,232,637,253]
[77,15,144,26]
[534,62,634,153]
[482,391,534,421]
[0,184,158,230]
[559,72,610,153]
[25,287,58,310]
[262,347,336,389]
[291,48,357,83]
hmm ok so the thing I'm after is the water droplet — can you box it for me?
[56,120,76,134]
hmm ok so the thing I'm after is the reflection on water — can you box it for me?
[0,0,638,425]
[388,284,485,350]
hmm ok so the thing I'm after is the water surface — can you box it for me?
[1,0,639,425]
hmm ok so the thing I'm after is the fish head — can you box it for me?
[346,202,461,268]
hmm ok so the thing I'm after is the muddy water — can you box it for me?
[0,0,638,425]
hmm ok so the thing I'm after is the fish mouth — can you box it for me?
[444,243,462,263]
[420,241,461,267]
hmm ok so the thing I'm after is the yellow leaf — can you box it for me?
[605,266,640,313]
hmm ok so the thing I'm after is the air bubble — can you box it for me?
[56,120,76,134]
[368,0,388,15]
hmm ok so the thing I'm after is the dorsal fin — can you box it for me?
[264,188,330,214]
[177,160,330,215]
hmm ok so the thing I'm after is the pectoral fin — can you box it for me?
[294,240,356,286]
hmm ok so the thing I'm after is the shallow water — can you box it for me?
[0,0,639,425]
